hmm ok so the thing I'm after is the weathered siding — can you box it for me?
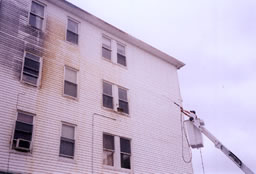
[0,0,193,173]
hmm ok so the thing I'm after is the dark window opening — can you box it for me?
[117,53,126,66]
[103,134,114,166]
[60,125,75,158]
[120,138,131,169]
[66,19,79,44]
[29,1,44,30]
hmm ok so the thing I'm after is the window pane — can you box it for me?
[117,44,125,55]
[17,112,33,124]
[60,139,75,157]
[24,58,40,72]
[121,154,131,169]
[103,134,114,150]
[117,54,126,66]
[120,138,131,153]
[22,74,38,85]
[103,82,112,95]
[119,100,129,114]
[31,1,44,17]
[103,95,113,109]
[62,125,74,139]
[102,37,111,48]
[67,19,78,34]
[103,150,114,166]
[65,67,77,83]
[14,130,32,141]
[102,47,111,59]
[29,13,43,29]
[64,81,77,98]
[118,88,127,101]
[26,53,40,62]
[66,31,78,44]
[15,121,33,133]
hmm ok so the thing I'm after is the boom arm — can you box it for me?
[195,120,254,174]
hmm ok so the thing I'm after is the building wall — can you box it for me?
[0,0,193,173]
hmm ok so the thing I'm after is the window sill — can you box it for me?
[20,80,39,88]
[102,57,128,70]
[63,94,79,101]
[64,40,79,47]
[9,149,33,156]
[103,165,132,173]
[102,106,130,117]
[58,155,77,164]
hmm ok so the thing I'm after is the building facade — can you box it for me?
[0,0,193,173]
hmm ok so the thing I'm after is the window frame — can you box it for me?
[63,66,79,99]
[102,81,114,110]
[20,51,43,87]
[103,133,115,166]
[117,43,127,67]
[120,137,131,169]
[59,122,76,159]
[11,111,36,153]
[28,0,46,30]
[117,86,129,114]
[66,17,79,45]
[102,36,112,60]
[102,133,132,171]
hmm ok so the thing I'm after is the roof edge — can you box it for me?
[46,0,185,69]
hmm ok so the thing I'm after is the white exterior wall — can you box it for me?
[0,0,193,173]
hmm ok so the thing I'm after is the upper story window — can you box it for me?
[66,19,79,44]
[102,37,111,60]
[21,52,42,86]
[29,1,45,30]
[12,111,35,152]
[64,66,78,98]
[117,44,126,66]
[102,81,129,115]
[118,87,129,114]
[60,124,75,158]
[103,82,113,109]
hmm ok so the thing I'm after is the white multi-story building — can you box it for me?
[0,0,193,173]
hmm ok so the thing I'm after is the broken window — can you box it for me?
[29,1,44,30]
[21,52,41,86]
[60,124,75,158]
[64,66,78,98]
[66,19,79,44]
[117,44,126,66]
[103,82,113,109]
[120,138,131,169]
[102,37,111,60]
[103,134,115,166]
[118,87,129,114]
[12,112,34,152]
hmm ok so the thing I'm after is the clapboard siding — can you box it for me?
[0,0,193,173]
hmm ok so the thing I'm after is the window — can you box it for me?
[12,112,34,152]
[29,1,44,30]
[117,44,126,66]
[103,134,115,166]
[120,138,131,169]
[102,37,111,60]
[64,66,78,98]
[60,124,75,158]
[103,82,113,109]
[21,52,42,86]
[66,19,79,44]
[103,134,131,170]
[118,88,129,114]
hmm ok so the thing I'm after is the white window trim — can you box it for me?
[59,122,77,160]
[10,110,36,154]
[20,51,43,87]
[102,80,129,115]
[102,35,112,61]
[65,17,80,45]
[102,133,132,172]
[28,0,47,31]
[63,65,79,100]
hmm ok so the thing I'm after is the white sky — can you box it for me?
[67,0,256,173]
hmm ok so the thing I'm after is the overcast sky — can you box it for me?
[67,0,256,173]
